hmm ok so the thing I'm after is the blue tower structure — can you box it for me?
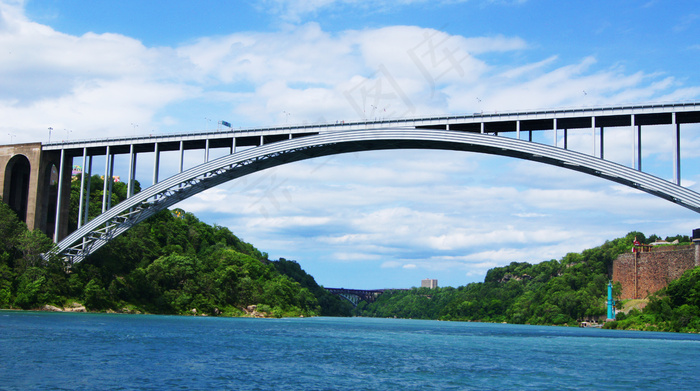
[607,281,616,320]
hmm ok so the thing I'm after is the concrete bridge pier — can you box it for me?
[0,143,69,240]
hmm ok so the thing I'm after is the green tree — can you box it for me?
[0,264,13,306]
[14,267,48,309]
[84,279,111,310]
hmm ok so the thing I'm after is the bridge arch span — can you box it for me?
[53,128,700,263]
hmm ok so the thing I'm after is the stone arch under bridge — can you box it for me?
[50,128,700,264]
[4,154,31,221]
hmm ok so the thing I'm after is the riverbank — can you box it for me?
[2,302,297,319]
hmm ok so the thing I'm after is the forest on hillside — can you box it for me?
[355,234,630,324]
[0,174,351,317]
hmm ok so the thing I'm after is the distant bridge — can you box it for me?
[0,101,699,264]
[324,288,408,306]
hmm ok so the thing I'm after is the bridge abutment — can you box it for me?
[0,143,67,239]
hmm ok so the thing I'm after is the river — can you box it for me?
[1,311,699,390]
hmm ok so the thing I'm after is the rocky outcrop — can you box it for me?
[498,273,533,283]
[243,305,268,318]
[39,302,86,312]
[65,302,86,312]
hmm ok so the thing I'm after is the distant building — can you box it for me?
[421,278,438,289]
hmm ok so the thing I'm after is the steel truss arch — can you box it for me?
[52,128,700,263]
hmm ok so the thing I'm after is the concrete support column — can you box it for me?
[231,137,236,154]
[153,142,160,185]
[205,139,210,163]
[77,148,87,229]
[673,113,681,185]
[636,124,642,171]
[592,121,596,157]
[107,154,114,210]
[25,144,43,233]
[600,127,605,160]
[179,141,184,173]
[83,156,92,226]
[637,124,643,172]
[515,121,519,140]
[53,149,65,242]
[102,146,110,213]
[563,129,568,149]
[127,144,136,198]
[553,118,557,147]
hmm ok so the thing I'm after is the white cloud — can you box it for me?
[2,2,693,144]
[381,260,402,268]
[332,252,382,262]
[258,0,475,22]
[256,0,526,23]
[514,212,548,218]
[0,4,194,142]
[427,226,576,251]
[500,56,558,79]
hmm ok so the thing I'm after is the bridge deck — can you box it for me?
[41,102,700,157]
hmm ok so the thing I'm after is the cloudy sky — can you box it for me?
[2,0,700,288]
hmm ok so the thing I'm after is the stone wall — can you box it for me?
[612,245,698,299]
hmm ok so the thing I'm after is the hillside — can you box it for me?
[0,177,349,317]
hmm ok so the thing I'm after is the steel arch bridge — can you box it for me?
[0,101,687,262]
[324,288,388,306]
[51,126,700,263]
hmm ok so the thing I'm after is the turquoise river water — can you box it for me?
[1,311,699,390]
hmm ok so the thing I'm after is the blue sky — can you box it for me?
[2,0,700,288]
